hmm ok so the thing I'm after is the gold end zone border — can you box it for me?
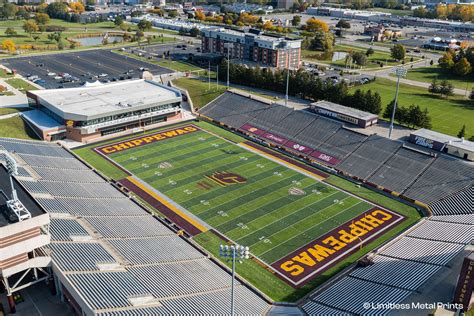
[269,208,406,287]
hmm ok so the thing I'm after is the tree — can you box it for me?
[114,15,123,26]
[1,39,16,53]
[336,19,351,29]
[292,15,301,26]
[2,3,18,19]
[32,35,40,42]
[57,39,65,50]
[69,2,85,14]
[195,10,205,21]
[189,27,200,37]
[428,79,440,94]
[453,57,472,76]
[457,125,466,138]
[352,52,367,67]
[438,52,455,70]
[310,31,334,52]
[35,13,50,25]
[439,80,454,98]
[168,10,178,18]
[4,27,17,37]
[366,47,374,57]
[23,20,39,38]
[46,2,69,19]
[390,44,406,61]
[137,19,152,31]
[305,18,329,33]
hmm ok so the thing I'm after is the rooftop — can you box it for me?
[22,110,63,132]
[30,80,182,121]
[411,129,474,152]
[311,100,379,121]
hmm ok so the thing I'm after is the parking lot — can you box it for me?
[1,49,172,89]
[123,42,200,59]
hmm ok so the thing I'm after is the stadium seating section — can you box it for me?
[199,91,474,214]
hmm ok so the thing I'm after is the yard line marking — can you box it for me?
[258,201,365,261]
[232,190,342,241]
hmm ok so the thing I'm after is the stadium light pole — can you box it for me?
[388,66,407,139]
[285,48,292,108]
[219,244,250,316]
[225,43,231,90]
[208,61,211,91]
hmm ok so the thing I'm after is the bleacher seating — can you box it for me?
[338,135,402,180]
[268,111,317,139]
[50,218,90,241]
[49,242,116,271]
[407,220,473,244]
[290,117,341,149]
[315,128,367,161]
[429,185,473,215]
[246,104,293,131]
[368,147,434,193]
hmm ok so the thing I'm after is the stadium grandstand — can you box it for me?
[0,137,270,315]
[198,90,474,215]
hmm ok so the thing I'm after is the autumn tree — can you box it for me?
[35,13,50,25]
[453,57,472,75]
[69,2,85,14]
[4,27,17,37]
[305,18,329,33]
[2,39,16,53]
[23,20,39,38]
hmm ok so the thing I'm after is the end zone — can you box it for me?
[270,208,405,287]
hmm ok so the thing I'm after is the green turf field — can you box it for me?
[107,126,379,264]
[75,120,421,301]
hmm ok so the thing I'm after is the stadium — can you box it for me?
[0,87,472,315]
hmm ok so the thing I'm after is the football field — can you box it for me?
[101,125,388,267]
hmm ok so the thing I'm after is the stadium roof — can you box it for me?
[311,100,378,121]
[412,128,474,152]
[29,80,182,121]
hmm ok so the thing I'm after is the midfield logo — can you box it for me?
[206,171,247,186]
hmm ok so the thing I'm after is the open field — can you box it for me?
[401,66,474,91]
[75,120,420,301]
[302,44,419,69]
[351,77,474,137]
[0,115,38,140]
[173,78,227,109]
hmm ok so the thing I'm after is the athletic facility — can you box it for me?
[92,123,407,287]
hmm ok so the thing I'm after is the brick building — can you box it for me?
[201,28,302,69]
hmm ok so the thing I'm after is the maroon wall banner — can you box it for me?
[94,125,200,155]
[310,150,342,166]
[453,252,474,311]
[284,141,314,155]
[240,124,266,136]
[271,208,405,286]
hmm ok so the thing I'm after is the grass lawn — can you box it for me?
[5,78,37,93]
[0,107,29,115]
[302,44,419,69]
[0,116,38,140]
[0,68,14,78]
[173,78,226,109]
[351,77,474,137]
[401,66,474,91]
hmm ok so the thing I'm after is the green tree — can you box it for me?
[291,15,301,26]
[428,78,440,94]
[32,35,40,42]
[35,13,50,25]
[453,57,472,76]
[46,2,69,19]
[2,3,18,19]
[23,20,39,38]
[420,108,432,129]
[189,27,200,37]
[114,15,123,26]
[439,80,454,98]
[352,52,367,67]
[168,10,178,18]
[470,88,474,100]
[457,124,466,138]
[438,52,455,70]
[4,27,17,37]
[366,47,374,57]
[390,44,406,61]
[310,31,334,52]
[137,19,152,31]
[336,19,351,29]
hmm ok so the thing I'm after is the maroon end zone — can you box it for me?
[94,124,201,155]
[270,208,405,287]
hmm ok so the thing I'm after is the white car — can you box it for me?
[99,73,108,77]
[54,76,62,80]
[47,72,56,77]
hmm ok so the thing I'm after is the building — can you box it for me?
[201,28,302,69]
[310,100,378,128]
[24,80,182,143]
[364,25,402,42]
[409,129,474,161]
[0,155,51,314]
[277,0,294,9]
[423,37,462,51]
